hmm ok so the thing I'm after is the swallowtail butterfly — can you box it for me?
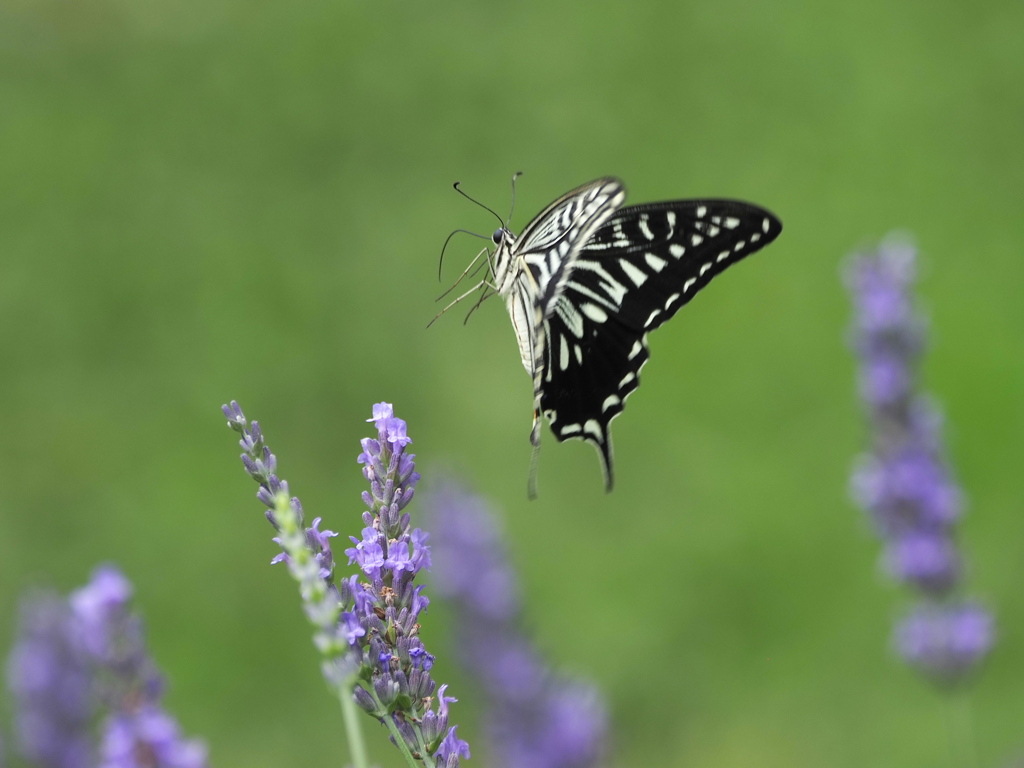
[445,177,782,494]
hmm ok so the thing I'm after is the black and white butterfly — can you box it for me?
[441,177,782,494]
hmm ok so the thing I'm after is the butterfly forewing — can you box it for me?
[516,178,626,254]
[534,197,781,489]
[515,179,626,312]
[573,200,782,331]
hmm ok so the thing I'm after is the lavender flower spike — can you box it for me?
[224,400,467,768]
[846,236,994,683]
[222,401,349,669]
[71,565,209,768]
[6,567,208,768]
[428,481,608,768]
[345,403,469,767]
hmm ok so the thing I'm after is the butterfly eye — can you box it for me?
[492,228,505,244]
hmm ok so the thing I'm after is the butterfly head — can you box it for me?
[489,227,519,294]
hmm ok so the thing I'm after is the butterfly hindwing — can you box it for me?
[540,296,650,489]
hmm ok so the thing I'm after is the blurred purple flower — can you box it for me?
[6,566,207,768]
[895,603,994,683]
[883,532,960,593]
[72,566,208,768]
[6,593,94,768]
[427,480,608,768]
[859,352,912,407]
[851,446,961,536]
[70,566,163,702]
[70,565,135,661]
[100,706,207,768]
[845,237,993,683]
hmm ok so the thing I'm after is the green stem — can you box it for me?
[381,711,428,768]
[339,683,371,768]
[945,692,978,768]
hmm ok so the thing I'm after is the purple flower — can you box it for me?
[384,417,413,448]
[347,527,386,580]
[884,533,960,594]
[488,680,607,768]
[340,613,367,645]
[846,237,994,684]
[6,567,207,768]
[427,480,607,768]
[385,540,414,573]
[368,401,393,425]
[73,566,208,768]
[851,446,961,536]
[346,403,465,764]
[859,352,911,406]
[429,491,520,624]
[69,565,134,660]
[224,400,464,766]
[410,529,432,571]
[70,567,163,701]
[845,238,917,334]
[895,603,994,682]
[6,593,94,768]
[100,706,208,768]
[436,726,471,766]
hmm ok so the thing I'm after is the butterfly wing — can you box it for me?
[538,199,783,489]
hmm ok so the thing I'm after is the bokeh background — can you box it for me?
[2,0,1022,765]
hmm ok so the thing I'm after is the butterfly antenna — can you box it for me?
[438,228,490,282]
[507,171,524,224]
[453,182,505,228]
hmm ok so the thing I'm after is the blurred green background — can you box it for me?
[2,0,1022,765]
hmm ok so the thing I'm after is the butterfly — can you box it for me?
[440,177,782,495]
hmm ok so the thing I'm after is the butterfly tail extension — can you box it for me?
[597,435,614,492]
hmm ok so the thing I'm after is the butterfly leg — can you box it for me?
[435,247,490,301]
[462,287,499,325]
[427,279,496,328]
